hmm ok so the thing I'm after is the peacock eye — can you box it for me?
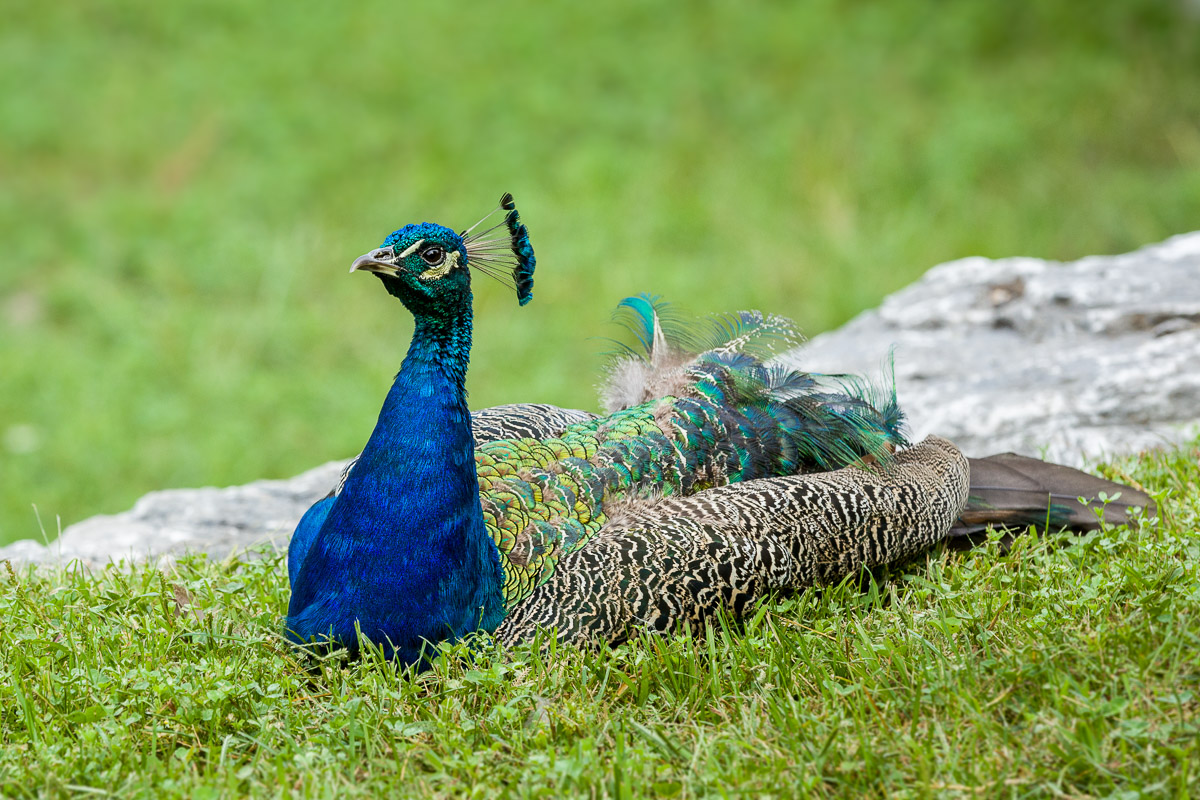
[420,245,446,266]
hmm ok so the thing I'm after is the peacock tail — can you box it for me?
[469,295,908,609]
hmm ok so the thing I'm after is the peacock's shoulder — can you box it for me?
[474,402,685,607]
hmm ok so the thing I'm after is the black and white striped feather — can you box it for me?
[496,436,970,646]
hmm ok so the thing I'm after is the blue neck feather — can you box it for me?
[285,297,505,664]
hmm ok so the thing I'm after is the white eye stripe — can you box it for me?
[397,239,424,259]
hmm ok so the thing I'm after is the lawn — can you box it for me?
[1,442,1196,797]
[2,1,1199,544]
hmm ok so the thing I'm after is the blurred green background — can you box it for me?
[2,1,1199,545]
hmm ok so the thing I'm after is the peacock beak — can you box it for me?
[350,247,401,277]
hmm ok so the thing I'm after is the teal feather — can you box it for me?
[600,294,905,472]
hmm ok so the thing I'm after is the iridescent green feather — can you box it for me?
[474,296,906,610]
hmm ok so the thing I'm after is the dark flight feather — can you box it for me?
[948,452,1156,541]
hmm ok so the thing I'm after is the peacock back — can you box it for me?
[472,297,907,610]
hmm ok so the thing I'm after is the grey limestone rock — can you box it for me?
[3,460,347,568]
[785,232,1200,464]
[4,232,1197,567]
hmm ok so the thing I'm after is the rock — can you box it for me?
[3,460,347,568]
[4,232,1198,567]
[785,231,1200,464]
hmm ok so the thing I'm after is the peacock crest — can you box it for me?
[461,192,536,306]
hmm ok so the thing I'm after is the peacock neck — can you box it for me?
[347,301,478,532]
[398,306,473,398]
[292,295,506,661]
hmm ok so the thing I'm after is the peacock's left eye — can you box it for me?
[420,245,446,266]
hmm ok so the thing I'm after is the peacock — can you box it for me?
[285,194,1153,665]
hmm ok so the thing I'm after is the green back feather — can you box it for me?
[477,294,907,608]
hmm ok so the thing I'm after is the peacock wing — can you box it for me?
[495,436,970,647]
[471,404,598,443]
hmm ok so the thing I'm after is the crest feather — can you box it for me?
[462,192,536,306]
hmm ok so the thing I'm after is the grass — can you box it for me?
[3,5,1198,791]
[1,442,1197,798]
[2,1,1200,544]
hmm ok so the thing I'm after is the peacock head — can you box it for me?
[351,193,536,314]
[351,222,470,314]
